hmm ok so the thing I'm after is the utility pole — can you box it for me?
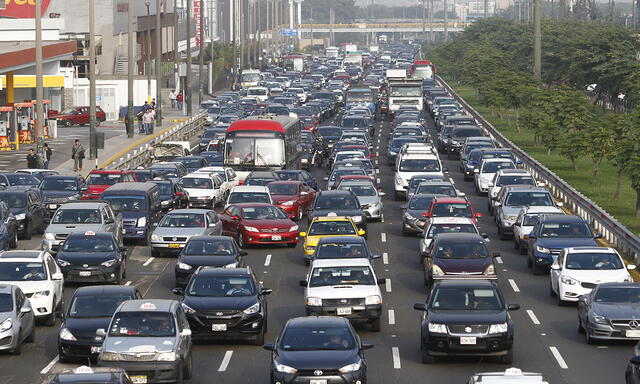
[232,0,238,85]
[186,0,192,115]
[35,0,45,167]
[145,1,152,106]
[444,0,449,41]
[533,0,541,78]
[198,0,204,103]
[89,0,97,160]
[422,0,426,41]
[155,0,163,127]
[429,0,433,43]
[127,0,134,138]
[173,0,179,95]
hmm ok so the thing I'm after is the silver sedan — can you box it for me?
[150,209,223,257]
[0,284,35,354]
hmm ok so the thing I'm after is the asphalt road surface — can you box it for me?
[0,108,631,384]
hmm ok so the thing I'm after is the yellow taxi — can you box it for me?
[299,215,365,260]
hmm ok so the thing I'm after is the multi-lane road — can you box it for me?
[0,107,631,384]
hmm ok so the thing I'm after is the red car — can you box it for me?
[266,181,316,221]
[51,106,107,127]
[424,197,483,225]
[219,203,299,248]
[83,170,134,199]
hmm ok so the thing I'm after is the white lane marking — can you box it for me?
[218,350,233,372]
[40,356,59,374]
[375,168,380,174]
[383,252,389,264]
[264,254,272,266]
[377,178,381,184]
[495,256,503,264]
[508,279,520,293]
[125,281,132,286]
[381,233,386,242]
[388,309,395,325]
[143,257,154,266]
[549,346,568,369]
[385,278,392,292]
[392,347,401,369]
[526,309,541,325]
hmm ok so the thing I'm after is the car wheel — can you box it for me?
[514,239,520,250]
[549,281,556,297]
[254,328,265,345]
[295,207,303,221]
[499,348,513,364]
[370,318,381,332]
[421,345,434,364]
[498,226,507,241]
[585,325,595,344]
[11,331,22,355]
[238,234,246,249]
[175,362,185,384]
[44,298,57,326]
[64,120,72,127]
[519,245,527,255]
[183,354,193,380]
[556,292,566,306]
[25,324,35,343]
[402,227,409,236]
[23,220,32,240]
[578,315,585,333]
[140,231,150,246]
[527,254,532,268]
[9,230,17,249]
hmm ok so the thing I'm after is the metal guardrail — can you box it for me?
[299,22,473,29]
[103,112,207,171]
[437,75,640,263]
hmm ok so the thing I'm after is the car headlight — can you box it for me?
[395,175,403,185]
[404,212,416,221]
[45,233,55,240]
[339,359,362,373]
[622,275,634,283]
[428,323,447,334]
[275,362,298,374]
[14,213,26,221]
[432,265,444,276]
[101,259,118,268]
[32,290,51,298]
[137,217,147,227]
[488,322,508,334]
[306,297,322,306]
[181,303,196,314]
[243,302,260,315]
[592,312,608,324]
[57,258,70,267]
[59,327,77,341]
[161,200,170,206]
[560,275,578,285]
[0,318,12,332]
[67,195,77,200]
[244,226,259,232]
[503,215,518,222]
[224,262,238,268]
[281,200,296,206]
[484,265,495,275]
[536,245,551,254]
[157,352,177,361]
[177,262,192,270]
[351,216,362,223]
[100,351,119,361]
[289,225,299,232]
[365,295,381,305]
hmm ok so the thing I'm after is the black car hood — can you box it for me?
[184,295,257,312]
[64,316,111,340]
[120,211,145,220]
[57,251,117,264]
[9,208,26,216]
[407,209,429,218]
[42,190,78,200]
[276,349,358,370]
[180,255,238,268]
[428,309,507,324]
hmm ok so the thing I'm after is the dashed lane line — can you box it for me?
[549,346,568,369]
[40,356,59,374]
[508,279,520,293]
[383,252,389,264]
[381,233,387,242]
[385,278,392,292]
[264,254,272,267]
[143,257,154,266]
[218,350,233,372]
[392,347,401,369]
[526,309,541,325]
[495,257,503,264]
[388,309,396,325]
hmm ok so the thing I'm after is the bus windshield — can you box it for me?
[241,73,262,83]
[225,137,285,167]
[390,86,422,97]
[347,92,372,102]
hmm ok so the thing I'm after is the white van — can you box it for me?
[394,153,445,200]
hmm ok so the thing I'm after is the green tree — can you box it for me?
[587,114,618,182]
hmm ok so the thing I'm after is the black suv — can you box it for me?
[0,189,47,240]
[307,190,367,233]
[174,236,247,287]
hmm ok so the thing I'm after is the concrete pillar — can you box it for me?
[289,0,294,29]
[296,0,301,27]
[6,72,14,104]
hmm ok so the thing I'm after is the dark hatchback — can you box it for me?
[264,316,373,384]
[39,175,86,215]
[402,194,439,235]
[56,232,128,284]
[0,189,48,239]
[306,235,381,264]
[174,236,247,287]
[307,190,367,233]
[149,179,189,211]
[413,279,519,364]
[244,171,279,186]
[57,285,141,362]
[173,267,270,344]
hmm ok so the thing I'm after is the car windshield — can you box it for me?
[178,158,204,168]
[40,178,77,190]
[482,161,515,173]
[152,182,172,195]
[522,213,562,226]
[241,206,287,220]
[318,127,343,137]
[409,196,436,210]
[61,236,115,252]
[0,262,46,281]
[309,221,357,235]
[268,183,298,195]
[427,224,477,238]
[496,176,535,187]
[51,209,101,224]
[565,253,623,270]
[184,239,235,255]
[452,128,482,139]
[102,196,147,212]
[280,326,356,351]
[228,192,271,204]
[68,295,132,318]
[342,118,367,128]
[86,173,122,185]
[316,242,367,259]
[245,177,277,186]
[330,170,366,182]
[339,184,377,197]
[0,293,12,312]
[505,192,553,207]
[187,276,256,297]
[309,266,375,287]
[434,240,488,258]
[594,287,640,303]
[0,194,27,208]
[275,172,302,181]
[539,222,592,238]
[391,138,419,150]
[315,196,359,209]
[430,287,503,311]
[410,176,445,190]
[399,159,441,172]
[150,167,179,178]
[431,203,472,218]
[159,213,206,228]
[6,174,39,186]
[417,184,456,196]
[109,311,175,337]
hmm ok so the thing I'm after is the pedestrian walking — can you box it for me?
[169,89,177,108]
[72,139,85,172]
[176,91,184,110]
[143,108,155,135]
[44,143,52,169]
[26,149,37,169]
[137,108,145,134]
[151,98,156,109]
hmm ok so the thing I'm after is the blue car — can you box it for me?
[526,215,600,274]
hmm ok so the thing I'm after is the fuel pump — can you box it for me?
[0,107,13,150]
[14,102,34,144]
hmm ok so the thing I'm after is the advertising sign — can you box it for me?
[0,0,52,18]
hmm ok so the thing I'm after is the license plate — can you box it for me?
[90,346,101,354]
[310,380,327,384]
[168,243,181,248]
[271,235,282,241]
[49,204,57,209]
[336,307,352,315]
[79,271,91,277]
[212,324,227,332]
[130,376,147,384]
[460,336,476,345]
[626,330,640,338]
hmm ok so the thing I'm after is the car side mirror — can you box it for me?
[442,167,448,173]
[300,191,308,196]
[104,217,115,224]
[475,213,483,218]
[240,251,248,256]
[361,342,374,350]
[52,272,63,280]
[494,202,502,207]
[209,222,217,227]
[231,215,239,221]
[507,304,520,311]
[96,328,107,337]
[299,280,307,287]
[528,234,537,240]
[513,222,520,227]
[371,253,382,260]
[550,264,561,270]
[80,186,89,192]
[377,278,386,285]
[172,287,184,295]
[119,246,128,252]
[458,192,466,197]
[556,202,564,207]
[491,252,500,258]
[628,264,637,270]
[379,192,385,197]
[595,233,603,239]
[481,233,489,240]
[299,232,307,237]
[358,230,366,236]
[473,169,479,173]
[20,304,32,314]
[180,329,192,337]
[413,302,426,311]
[400,204,407,209]
[263,343,275,351]
[261,288,273,295]
[54,310,65,318]
[537,182,546,187]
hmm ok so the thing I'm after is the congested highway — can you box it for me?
[0,45,636,384]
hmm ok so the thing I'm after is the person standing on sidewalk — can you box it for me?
[43,143,52,169]
[72,140,85,172]
[26,149,38,169]
[137,108,145,134]
[169,90,177,108]
[143,108,155,135]
[176,91,184,110]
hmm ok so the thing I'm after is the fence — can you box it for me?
[437,75,640,263]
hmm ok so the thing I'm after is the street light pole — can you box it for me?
[127,0,134,138]
[35,0,45,167]
[198,0,204,103]
[533,0,541,79]
[145,1,152,105]
[155,0,163,127]
[186,0,193,115]
[89,0,97,160]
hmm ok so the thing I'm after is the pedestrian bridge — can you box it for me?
[297,21,471,34]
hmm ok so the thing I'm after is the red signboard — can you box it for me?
[0,0,52,18]
[194,0,202,47]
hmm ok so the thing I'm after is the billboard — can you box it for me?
[0,0,52,18]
